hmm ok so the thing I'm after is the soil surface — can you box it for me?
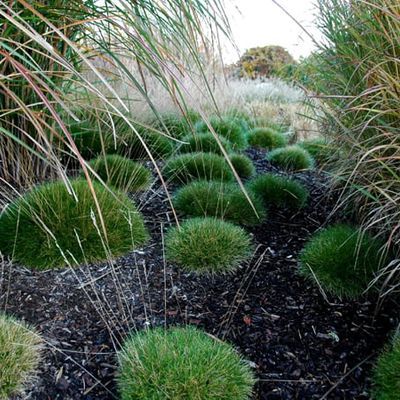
[1,149,398,400]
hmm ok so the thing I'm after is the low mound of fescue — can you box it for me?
[165,217,252,274]
[298,138,333,165]
[163,152,234,184]
[179,133,233,155]
[173,181,266,226]
[267,145,314,171]
[372,336,400,400]
[299,224,386,299]
[117,326,255,400]
[248,174,309,209]
[230,154,255,179]
[0,179,148,269]
[0,314,42,399]
[248,127,287,150]
[155,111,200,139]
[86,155,151,192]
[195,117,248,150]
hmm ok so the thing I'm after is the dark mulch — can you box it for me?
[1,149,398,400]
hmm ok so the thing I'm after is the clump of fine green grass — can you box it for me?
[248,174,309,209]
[86,154,152,192]
[165,217,253,274]
[179,133,233,155]
[173,181,266,226]
[155,111,200,139]
[0,314,42,399]
[0,179,148,269]
[299,224,386,299]
[163,152,234,184]
[229,154,255,179]
[372,335,400,400]
[248,127,287,150]
[195,116,248,150]
[298,138,333,165]
[117,326,255,400]
[267,145,314,171]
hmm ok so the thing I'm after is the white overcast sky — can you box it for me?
[222,0,321,63]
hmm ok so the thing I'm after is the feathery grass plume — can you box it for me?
[117,326,255,400]
[165,217,253,274]
[0,179,148,269]
[299,224,386,299]
[173,180,266,226]
[248,127,287,150]
[267,145,314,171]
[248,173,309,209]
[86,155,152,192]
[0,314,42,399]
[179,133,233,155]
[229,154,255,179]
[372,334,400,400]
[195,116,248,150]
[163,152,234,184]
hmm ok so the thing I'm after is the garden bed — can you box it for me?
[1,149,398,400]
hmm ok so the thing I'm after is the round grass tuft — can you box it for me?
[299,224,386,299]
[195,117,248,150]
[86,154,152,192]
[163,152,234,184]
[0,179,148,269]
[298,138,333,165]
[0,314,42,399]
[165,217,253,274]
[267,145,314,171]
[248,173,309,209]
[173,181,266,226]
[118,325,255,400]
[372,336,400,400]
[179,133,233,155]
[230,154,256,179]
[248,127,287,150]
[155,111,200,139]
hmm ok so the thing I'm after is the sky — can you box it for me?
[222,0,321,64]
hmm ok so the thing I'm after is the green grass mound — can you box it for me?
[248,174,309,209]
[86,155,151,192]
[298,138,333,165]
[372,336,400,400]
[267,145,314,171]
[163,152,234,184]
[230,154,255,179]
[165,217,252,274]
[0,179,148,269]
[155,111,200,139]
[0,314,42,399]
[248,127,287,150]
[173,181,266,226]
[179,133,233,155]
[195,117,248,150]
[118,326,255,400]
[299,224,386,299]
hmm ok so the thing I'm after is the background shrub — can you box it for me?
[229,154,255,179]
[173,181,266,226]
[248,174,309,209]
[86,155,151,192]
[195,117,248,150]
[248,127,287,150]
[0,314,42,399]
[163,152,234,184]
[299,224,386,299]
[179,133,233,155]
[118,326,255,400]
[165,217,252,274]
[372,335,400,400]
[267,145,314,171]
[0,179,148,269]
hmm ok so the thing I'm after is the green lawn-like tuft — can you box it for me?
[299,224,386,299]
[298,138,333,165]
[179,132,233,155]
[118,326,255,400]
[173,180,266,226]
[248,127,287,150]
[166,217,253,274]
[267,145,314,171]
[0,179,148,269]
[230,154,256,179]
